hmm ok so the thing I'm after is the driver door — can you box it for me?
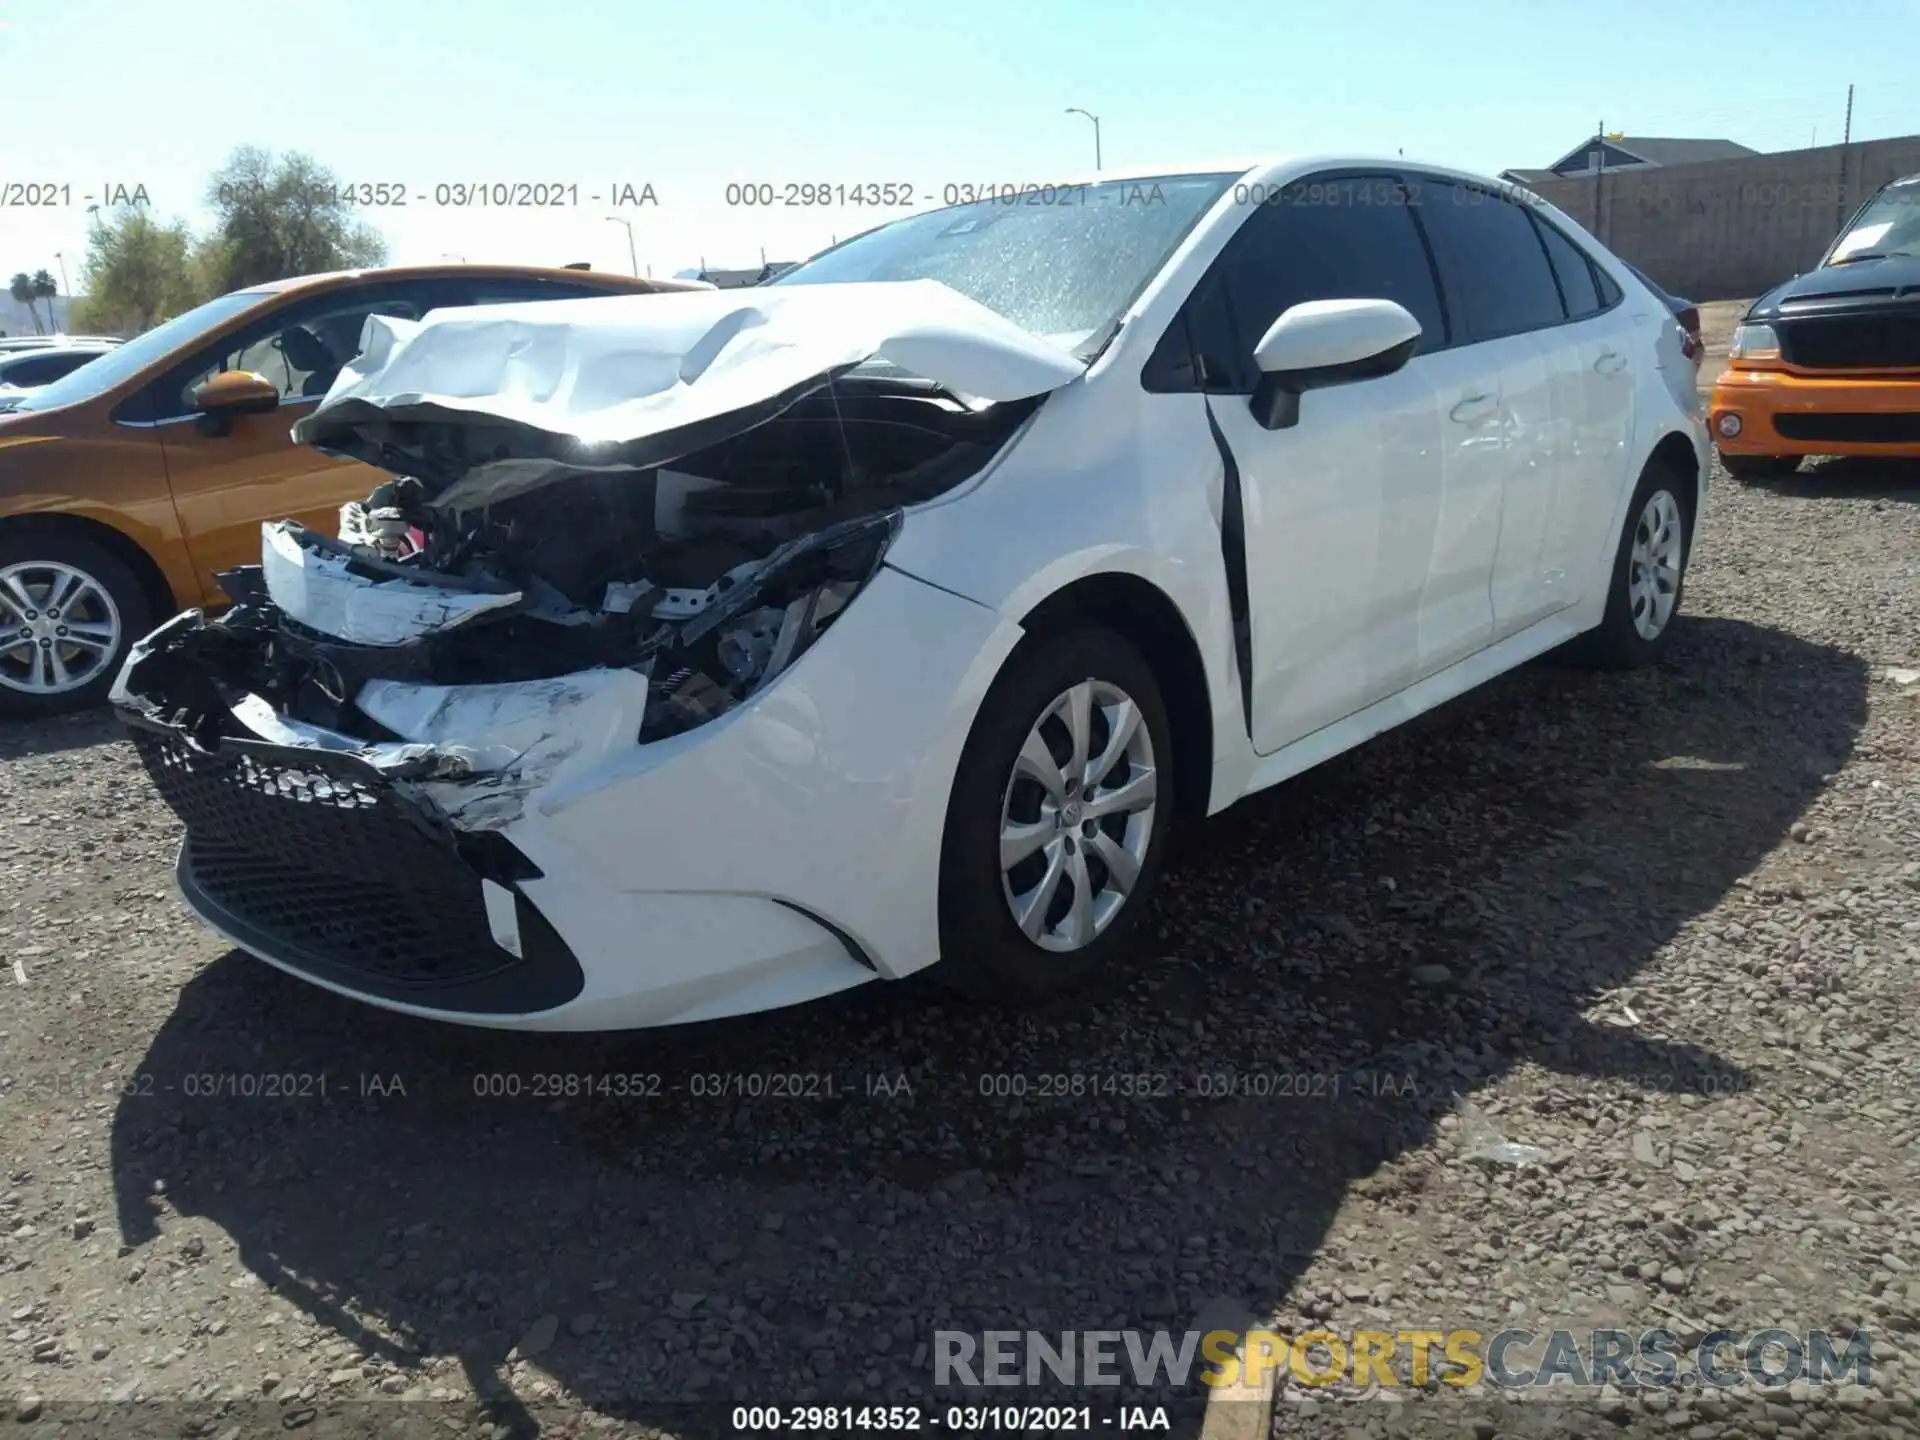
[140,284,425,603]
[1166,176,1469,755]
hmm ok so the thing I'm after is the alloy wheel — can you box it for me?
[0,561,123,695]
[998,678,1158,953]
[1628,490,1684,641]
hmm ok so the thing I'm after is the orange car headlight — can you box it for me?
[1727,323,1781,363]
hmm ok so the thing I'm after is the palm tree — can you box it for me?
[29,270,59,334]
[8,273,43,335]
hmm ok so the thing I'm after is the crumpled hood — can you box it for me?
[290,279,1085,507]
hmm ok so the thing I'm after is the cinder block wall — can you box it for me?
[1525,136,1920,302]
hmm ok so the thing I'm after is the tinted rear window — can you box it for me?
[1534,218,1604,319]
[1415,182,1566,340]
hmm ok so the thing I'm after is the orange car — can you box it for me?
[0,264,696,716]
[1710,171,1920,482]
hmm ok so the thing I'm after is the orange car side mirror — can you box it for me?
[191,370,281,437]
[193,370,281,416]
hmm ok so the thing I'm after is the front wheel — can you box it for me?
[1570,466,1693,671]
[936,626,1174,1002]
[0,531,153,719]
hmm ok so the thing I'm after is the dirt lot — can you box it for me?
[1695,299,1750,395]
[3,438,1918,1440]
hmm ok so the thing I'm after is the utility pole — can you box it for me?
[1592,119,1604,236]
[1842,84,1853,144]
[605,216,638,277]
[1065,108,1102,171]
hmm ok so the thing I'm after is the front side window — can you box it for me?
[1161,175,1447,393]
[429,277,613,309]
[168,294,422,414]
[1414,182,1567,341]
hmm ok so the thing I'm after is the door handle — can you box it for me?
[1594,350,1630,376]
[1449,392,1498,424]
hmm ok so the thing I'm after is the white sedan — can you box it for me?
[113,156,1708,1030]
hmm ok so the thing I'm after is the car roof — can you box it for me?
[963,154,1526,189]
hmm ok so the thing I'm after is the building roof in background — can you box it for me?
[1611,136,1760,166]
[1539,135,1761,173]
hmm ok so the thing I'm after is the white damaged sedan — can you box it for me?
[113,158,1708,1030]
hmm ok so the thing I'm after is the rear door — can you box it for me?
[1536,239,1639,608]
[1409,179,1587,639]
[133,283,431,603]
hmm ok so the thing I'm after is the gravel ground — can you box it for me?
[2,452,1917,1440]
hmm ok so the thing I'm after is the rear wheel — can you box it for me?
[936,626,1173,1002]
[1719,450,1800,484]
[0,531,152,719]
[1570,464,1693,671]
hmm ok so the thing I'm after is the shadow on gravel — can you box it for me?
[106,614,1867,1439]
[1752,455,1920,504]
[0,706,125,761]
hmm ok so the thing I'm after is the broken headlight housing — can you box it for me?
[638,509,900,743]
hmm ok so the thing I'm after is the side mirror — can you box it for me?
[1249,299,1422,430]
[191,370,280,436]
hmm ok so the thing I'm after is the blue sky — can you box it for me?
[2,0,1915,289]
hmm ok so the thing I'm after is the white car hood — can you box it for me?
[291,279,1085,508]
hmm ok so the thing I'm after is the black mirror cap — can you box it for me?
[1249,334,1420,431]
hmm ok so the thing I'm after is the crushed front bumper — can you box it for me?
[112,566,1025,1030]
[124,695,588,1016]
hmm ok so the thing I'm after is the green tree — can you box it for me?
[69,209,205,336]
[8,273,45,334]
[29,270,58,333]
[202,147,386,292]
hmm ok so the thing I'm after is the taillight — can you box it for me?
[1677,308,1702,362]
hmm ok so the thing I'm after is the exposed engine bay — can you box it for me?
[117,381,1041,754]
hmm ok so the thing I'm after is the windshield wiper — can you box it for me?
[1078,315,1126,364]
[1828,251,1896,265]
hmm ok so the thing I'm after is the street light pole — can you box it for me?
[53,253,70,296]
[606,216,638,277]
[1064,107,1102,171]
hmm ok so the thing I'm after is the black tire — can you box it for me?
[935,625,1174,1003]
[1719,450,1800,484]
[1570,462,1694,671]
[0,528,154,720]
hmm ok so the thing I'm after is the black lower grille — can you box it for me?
[1772,411,1920,443]
[1779,313,1920,370]
[133,729,577,1007]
